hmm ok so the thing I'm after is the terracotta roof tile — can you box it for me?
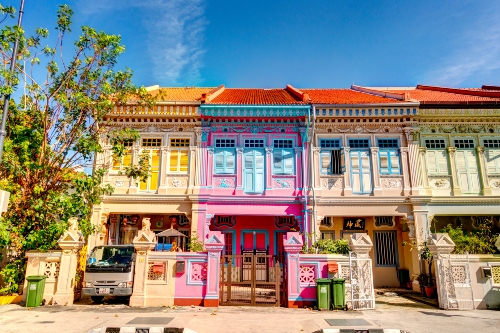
[383,88,500,102]
[301,89,405,104]
[148,87,215,102]
[207,88,305,105]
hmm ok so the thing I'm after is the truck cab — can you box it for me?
[82,245,135,303]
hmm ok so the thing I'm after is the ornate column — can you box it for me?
[447,147,462,196]
[236,148,244,191]
[312,147,321,189]
[342,147,352,196]
[295,147,303,191]
[370,147,382,195]
[427,233,456,309]
[188,146,197,189]
[406,129,425,194]
[204,232,225,307]
[400,147,411,195]
[348,233,375,309]
[129,218,157,307]
[128,146,141,194]
[315,215,324,237]
[194,127,203,186]
[206,148,214,188]
[52,218,85,305]
[157,146,169,194]
[476,146,492,195]
[265,147,273,190]
[283,232,303,308]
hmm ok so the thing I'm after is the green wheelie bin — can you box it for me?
[315,278,331,311]
[331,278,346,310]
[25,275,47,307]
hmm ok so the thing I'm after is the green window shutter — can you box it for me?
[437,150,449,174]
[427,150,448,174]
[426,150,438,174]
[486,149,500,174]
[455,150,480,193]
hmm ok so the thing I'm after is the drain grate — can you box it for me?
[325,318,372,326]
[126,317,174,325]
[136,329,149,333]
[105,328,121,333]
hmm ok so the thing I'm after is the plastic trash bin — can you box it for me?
[398,269,410,289]
[315,278,331,311]
[25,275,47,307]
[331,278,346,310]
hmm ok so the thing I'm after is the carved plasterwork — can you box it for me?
[322,178,343,189]
[417,108,500,118]
[430,178,451,189]
[490,180,500,188]
[105,124,198,133]
[419,123,499,134]
[168,177,188,187]
[214,177,235,188]
[315,124,404,134]
[200,106,309,117]
[382,178,402,188]
[274,178,293,188]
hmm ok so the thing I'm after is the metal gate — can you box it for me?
[438,253,474,310]
[349,252,375,310]
[220,253,285,306]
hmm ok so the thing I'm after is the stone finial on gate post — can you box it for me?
[53,217,85,305]
[283,232,303,308]
[204,231,224,307]
[130,218,157,307]
[348,233,373,256]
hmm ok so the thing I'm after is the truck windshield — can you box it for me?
[86,246,134,272]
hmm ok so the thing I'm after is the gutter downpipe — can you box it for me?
[309,106,317,246]
[302,109,310,248]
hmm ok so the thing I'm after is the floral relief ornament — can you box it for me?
[491,180,500,188]
[323,178,342,189]
[383,179,401,188]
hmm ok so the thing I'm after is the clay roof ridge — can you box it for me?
[285,84,310,102]
[417,84,500,98]
[202,85,225,103]
[351,84,408,101]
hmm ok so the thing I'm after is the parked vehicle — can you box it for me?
[82,245,135,303]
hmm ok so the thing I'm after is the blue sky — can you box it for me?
[9,0,500,88]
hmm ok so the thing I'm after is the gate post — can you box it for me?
[204,231,224,307]
[283,232,303,308]
[130,218,156,307]
[427,233,455,309]
[52,217,84,306]
[348,233,375,310]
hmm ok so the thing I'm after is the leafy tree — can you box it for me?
[0,4,152,294]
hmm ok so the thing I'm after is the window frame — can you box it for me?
[377,138,400,175]
[139,138,162,192]
[214,139,236,175]
[373,230,399,267]
[169,138,190,173]
[319,138,344,175]
[483,138,500,174]
[273,139,295,175]
[423,137,449,175]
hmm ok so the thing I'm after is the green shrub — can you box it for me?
[440,219,499,254]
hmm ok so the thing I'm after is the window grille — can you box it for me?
[244,139,265,148]
[425,139,446,149]
[321,217,333,228]
[223,232,233,257]
[454,139,475,149]
[123,140,134,147]
[321,232,334,240]
[349,139,369,148]
[320,139,341,148]
[374,231,398,267]
[142,138,162,147]
[374,216,395,227]
[274,139,293,148]
[170,138,190,147]
[377,139,399,148]
[215,139,236,148]
[483,139,500,148]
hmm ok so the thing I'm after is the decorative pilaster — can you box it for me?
[204,232,224,307]
[400,147,411,195]
[205,214,213,239]
[313,147,321,189]
[157,147,169,194]
[194,127,203,186]
[265,147,273,190]
[129,218,157,307]
[188,146,197,189]
[52,218,85,305]
[418,147,430,190]
[342,147,352,195]
[206,148,214,188]
[294,147,302,191]
[370,147,382,195]
[476,146,492,195]
[236,148,244,190]
[283,232,303,308]
[447,147,462,196]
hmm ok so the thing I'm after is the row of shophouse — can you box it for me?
[85,83,500,298]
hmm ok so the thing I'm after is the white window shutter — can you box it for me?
[255,151,265,193]
[283,150,294,174]
[486,149,500,174]
[274,149,283,174]
[226,150,235,173]
[321,151,331,174]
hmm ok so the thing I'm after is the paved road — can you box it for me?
[0,294,499,333]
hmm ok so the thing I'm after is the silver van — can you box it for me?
[82,245,135,303]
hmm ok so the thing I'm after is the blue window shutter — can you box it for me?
[274,149,283,174]
[341,148,346,174]
[379,150,389,174]
[389,150,400,174]
[214,150,225,174]
[244,151,254,192]
[283,149,294,174]
[225,150,235,173]
[254,150,265,193]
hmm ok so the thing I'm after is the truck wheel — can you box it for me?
[91,296,104,303]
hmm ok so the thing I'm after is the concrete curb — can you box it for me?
[87,328,197,333]
[314,328,410,333]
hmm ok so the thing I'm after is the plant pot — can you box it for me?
[0,295,23,305]
[424,286,437,298]
[406,281,413,290]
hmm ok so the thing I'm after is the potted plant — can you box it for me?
[419,242,437,298]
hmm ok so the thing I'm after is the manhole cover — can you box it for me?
[325,318,372,326]
[126,317,174,325]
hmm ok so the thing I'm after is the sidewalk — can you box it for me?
[0,294,498,333]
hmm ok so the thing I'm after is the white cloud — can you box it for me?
[79,0,207,86]
[422,10,500,86]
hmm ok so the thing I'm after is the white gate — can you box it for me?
[349,251,375,310]
[437,253,475,310]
